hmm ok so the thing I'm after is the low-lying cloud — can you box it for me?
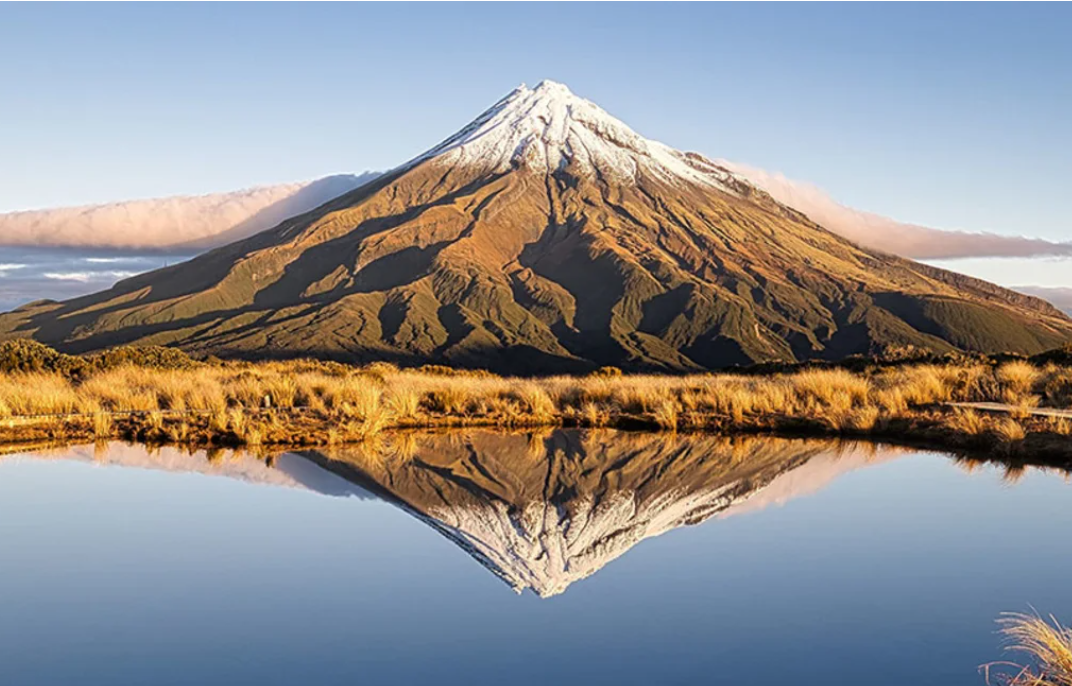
[0,173,378,251]
[718,161,1072,260]
[41,270,141,283]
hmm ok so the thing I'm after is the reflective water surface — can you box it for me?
[0,431,1069,686]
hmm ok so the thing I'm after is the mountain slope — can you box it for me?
[1,81,1070,370]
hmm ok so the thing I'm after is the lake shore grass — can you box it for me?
[2,341,1071,466]
[988,613,1072,686]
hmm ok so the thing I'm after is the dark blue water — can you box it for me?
[0,436,1068,686]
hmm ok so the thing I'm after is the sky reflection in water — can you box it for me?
[0,432,1069,686]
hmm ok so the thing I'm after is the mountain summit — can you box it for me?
[408,80,739,191]
[2,81,1070,369]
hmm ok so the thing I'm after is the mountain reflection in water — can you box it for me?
[9,431,924,597]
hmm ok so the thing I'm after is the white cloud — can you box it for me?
[42,270,140,283]
[0,173,378,251]
[0,263,27,273]
[719,160,1072,260]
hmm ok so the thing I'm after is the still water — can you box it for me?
[0,431,1069,686]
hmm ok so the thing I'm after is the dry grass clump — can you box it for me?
[1049,418,1072,436]
[993,417,1028,443]
[989,613,1072,686]
[998,361,1042,396]
[653,401,679,431]
[92,412,113,438]
[948,409,989,436]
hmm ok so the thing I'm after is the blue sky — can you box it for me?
[1,4,1070,286]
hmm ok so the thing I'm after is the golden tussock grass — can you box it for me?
[0,355,1069,462]
[988,613,1072,686]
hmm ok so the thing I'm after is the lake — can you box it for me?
[0,430,1069,686]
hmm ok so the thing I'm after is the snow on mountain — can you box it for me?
[411,80,744,193]
[0,173,379,250]
[408,79,1072,262]
[426,482,744,598]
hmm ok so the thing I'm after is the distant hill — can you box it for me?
[1,81,1070,371]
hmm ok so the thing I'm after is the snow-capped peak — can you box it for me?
[410,79,742,190]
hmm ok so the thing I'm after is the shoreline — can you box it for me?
[4,402,1071,472]
[2,340,1070,470]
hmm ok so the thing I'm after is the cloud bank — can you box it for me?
[0,173,378,251]
[718,161,1072,260]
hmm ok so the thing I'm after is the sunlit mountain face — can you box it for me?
[3,81,1069,369]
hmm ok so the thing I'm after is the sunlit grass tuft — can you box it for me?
[990,613,1072,686]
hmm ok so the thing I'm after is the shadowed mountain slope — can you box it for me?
[2,81,1069,370]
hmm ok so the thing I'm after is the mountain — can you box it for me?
[1016,286,1072,316]
[0,174,378,250]
[1,80,1070,370]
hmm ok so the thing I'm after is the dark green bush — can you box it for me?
[590,366,623,378]
[1033,344,1072,366]
[88,345,197,371]
[0,340,198,379]
[0,340,88,377]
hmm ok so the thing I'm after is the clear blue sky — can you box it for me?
[2,3,1070,247]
